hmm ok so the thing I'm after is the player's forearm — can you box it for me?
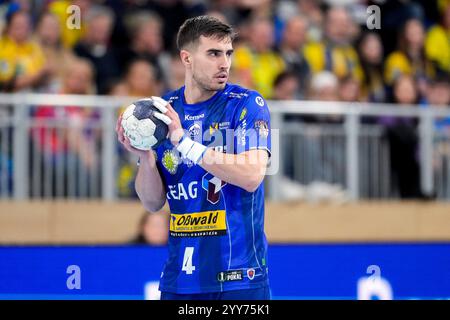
[135,152,166,212]
[200,149,267,192]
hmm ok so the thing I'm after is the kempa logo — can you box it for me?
[185,114,205,121]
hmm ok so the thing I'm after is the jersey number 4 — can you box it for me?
[182,247,196,275]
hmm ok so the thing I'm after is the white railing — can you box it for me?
[1,93,449,201]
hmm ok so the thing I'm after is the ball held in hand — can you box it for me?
[121,97,170,150]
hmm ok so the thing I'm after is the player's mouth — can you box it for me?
[215,73,228,81]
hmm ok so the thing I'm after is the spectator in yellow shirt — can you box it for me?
[384,18,435,96]
[48,0,92,49]
[357,32,386,103]
[279,15,311,99]
[0,10,47,92]
[232,17,285,98]
[34,11,77,93]
[304,6,363,83]
[425,3,450,74]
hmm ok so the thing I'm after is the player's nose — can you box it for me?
[218,55,231,69]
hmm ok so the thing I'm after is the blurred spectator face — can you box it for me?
[298,0,322,22]
[283,16,308,50]
[427,82,450,106]
[325,7,352,45]
[136,20,163,55]
[298,0,316,11]
[297,0,323,41]
[273,74,299,100]
[360,33,383,65]
[404,19,425,51]
[74,0,92,16]
[394,75,417,105]
[36,13,61,47]
[249,19,274,52]
[126,60,157,96]
[63,59,94,94]
[142,213,168,245]
[87,14,113,45]
[310,71,339,101]
[7,11,31,44]
[339,77,360,102]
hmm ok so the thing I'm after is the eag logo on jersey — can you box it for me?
[167,181,198,200]
[170,210,227,237]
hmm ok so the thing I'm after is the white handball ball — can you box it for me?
[121,97,170,150]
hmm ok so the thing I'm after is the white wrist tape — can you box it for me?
[176,135,207,164]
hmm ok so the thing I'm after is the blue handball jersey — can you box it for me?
[155,83,271,294]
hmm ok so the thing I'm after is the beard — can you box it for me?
[192,71,227,92]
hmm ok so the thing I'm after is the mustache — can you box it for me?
[215,72,228,77]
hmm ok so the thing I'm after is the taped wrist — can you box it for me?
[176,135,207,164]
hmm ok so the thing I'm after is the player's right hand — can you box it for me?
[150,99,184,147]
[116,114,154,159]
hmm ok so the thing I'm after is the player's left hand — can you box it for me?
[151,96,184,147]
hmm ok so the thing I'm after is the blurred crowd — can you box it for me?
[0,0,448,102]
[0,0,449,199]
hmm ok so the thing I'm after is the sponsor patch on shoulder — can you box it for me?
[255,96,265,107]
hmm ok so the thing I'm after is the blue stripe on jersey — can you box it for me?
[156,84,270,294]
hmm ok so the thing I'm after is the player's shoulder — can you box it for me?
[162,87,183,105]
[225,85,269,126]
[224,84,267,107]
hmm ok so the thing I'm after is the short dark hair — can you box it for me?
[176,15,236,50]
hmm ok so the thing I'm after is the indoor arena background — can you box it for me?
[1,0,450,299]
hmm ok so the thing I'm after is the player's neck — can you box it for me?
[184,81,217,105]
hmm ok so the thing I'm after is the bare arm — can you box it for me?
[200,149,268,192]
[116,115,166,212]
[134,151,166,212]
[162,103,269,193]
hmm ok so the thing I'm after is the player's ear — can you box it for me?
[180,50,191,66]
